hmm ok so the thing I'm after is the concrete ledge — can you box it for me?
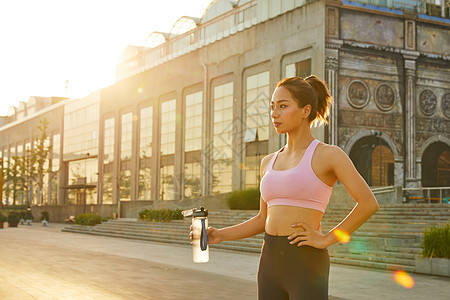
[415,256,450,277]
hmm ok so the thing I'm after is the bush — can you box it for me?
[138,209,184,222]
[7,211,21,223]
[19,210,33,220]
[74,214,102,226]
[40,211,49,221]
[422,224,450,258]
[0,213,6,222]
[227,188,260,210]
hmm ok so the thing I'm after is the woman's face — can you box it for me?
[270,86,310,134]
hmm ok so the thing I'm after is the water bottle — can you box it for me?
[183,207,209,263]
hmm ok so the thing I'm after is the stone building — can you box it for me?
[0,0,448,211]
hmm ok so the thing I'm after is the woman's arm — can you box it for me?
[205,155,271,245]
[289,146,379,248]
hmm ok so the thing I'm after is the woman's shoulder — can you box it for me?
[315,141,348,161]
[259,151,278,175]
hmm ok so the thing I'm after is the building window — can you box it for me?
[185,92,203,152]
[161,100,176,155]
[245,71,270,189]
[68,158,98,205]
[138,106,153,200]
[285,59,311,79]
[160,99,176,200]
[120,112,133,201]
[212,82,233,194]
[63,95,99,161]
[245,71,270,141]
[103,117,115,204]
[184,91,203,198]
[50,133,60,205]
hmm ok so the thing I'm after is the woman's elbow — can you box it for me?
[369,197,379,214]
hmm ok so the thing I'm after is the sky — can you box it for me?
[0,0,213,116]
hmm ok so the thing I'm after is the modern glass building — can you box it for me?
[0,0,449,211]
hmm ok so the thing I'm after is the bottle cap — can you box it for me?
[192,206,208,217]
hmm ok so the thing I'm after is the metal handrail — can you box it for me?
[403,187,450,204]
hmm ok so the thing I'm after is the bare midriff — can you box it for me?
[265,205,323,236]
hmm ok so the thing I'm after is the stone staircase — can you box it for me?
[62,205,450,273]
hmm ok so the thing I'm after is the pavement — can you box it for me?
[0,223,449,300]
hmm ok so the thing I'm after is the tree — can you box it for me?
[3,155,23,205]
[32,119,52,205]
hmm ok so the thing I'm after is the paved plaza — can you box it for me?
[0,223,448,300]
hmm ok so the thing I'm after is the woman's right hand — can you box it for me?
[190,225,222,245]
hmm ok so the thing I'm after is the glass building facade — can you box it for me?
[184,91,203,199]
[138,106,153,200]
[245,72,270,188]
[160,99,176,200]
[212,82,234,194]
[63,93,99,205]
[120,112,133,201]
[102,117,115,204]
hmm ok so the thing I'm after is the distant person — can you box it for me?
[192,76,379,299]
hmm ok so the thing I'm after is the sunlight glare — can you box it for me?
[394,270,415,289]
[334,229,350,244]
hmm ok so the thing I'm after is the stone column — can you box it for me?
[325,41,341,146]
[402,50,419,188]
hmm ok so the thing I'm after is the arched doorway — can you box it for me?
[422,142,450,187]
[349,135,394,187]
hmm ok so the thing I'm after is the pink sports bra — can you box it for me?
[260,139,333,213]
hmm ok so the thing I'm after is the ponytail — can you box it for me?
[305,75,333,127]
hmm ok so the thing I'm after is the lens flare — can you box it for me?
[394,270,415,289]
[334,229,350,244]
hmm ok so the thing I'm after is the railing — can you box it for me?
[344,0,449,18]
[403,187,450,204]
[371,185,395,194]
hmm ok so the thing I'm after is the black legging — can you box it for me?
[257,233,330,300]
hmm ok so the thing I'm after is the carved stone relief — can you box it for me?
[339,110,403,129]
[347,80,369,109]
[375,83,395,111]
[418,89,437,116]
[338,127,403,156]
[442,93,450,119]
[416,132,433,151]
[416,117,450,133]
[387,130,403,156]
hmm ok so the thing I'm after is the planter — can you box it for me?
[8,222,19,228]
[0,222,3,229]
[415,255,450,277]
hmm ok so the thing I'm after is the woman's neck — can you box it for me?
[284,126,314,154]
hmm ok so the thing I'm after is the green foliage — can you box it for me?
[7,211,21,223]
[74,214,102,226]
[101,216,113,222]
[18,210,33,220]
[422,224,450,258]
[138,209,184,222]
[0,212,6,222]
[1,205,28,210]
[227,188,260,210]
[40,211,49,221]
[1,118,53,206]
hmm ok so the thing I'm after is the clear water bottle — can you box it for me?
[183,207,209,263]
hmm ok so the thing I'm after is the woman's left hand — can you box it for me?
[287,223,328,249]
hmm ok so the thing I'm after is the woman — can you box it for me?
[199,76,379,299]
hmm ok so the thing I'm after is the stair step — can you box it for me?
[330,257,416,272]
[62,205,450,273]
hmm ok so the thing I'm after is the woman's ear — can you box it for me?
[303,105,312,119]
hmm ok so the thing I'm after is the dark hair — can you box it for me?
[276,75,333,126]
